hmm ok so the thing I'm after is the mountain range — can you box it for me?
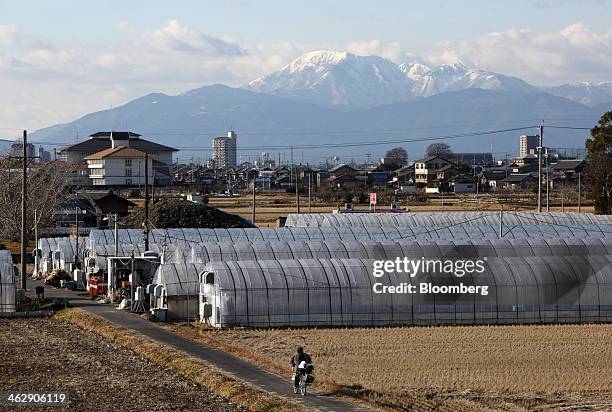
[28,51,612,161]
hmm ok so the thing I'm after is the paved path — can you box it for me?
[28,280,363,412]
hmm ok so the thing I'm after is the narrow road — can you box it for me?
[29,280,364,412]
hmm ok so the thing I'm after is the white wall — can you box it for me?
[88,156,153,186]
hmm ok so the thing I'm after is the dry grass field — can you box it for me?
[170,323,612,411]
[207,193,592,227]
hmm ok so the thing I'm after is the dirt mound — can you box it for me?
[122,199,254,229]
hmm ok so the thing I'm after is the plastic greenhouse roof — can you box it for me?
[190,238,612,264]
[89,224,612,247]
[153,262,207,296]
[285,212,612,227]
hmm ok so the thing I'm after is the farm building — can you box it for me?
[0,250,15,313]
[85,243,190,273]
[284,211,612,228]
[199,256,612,328]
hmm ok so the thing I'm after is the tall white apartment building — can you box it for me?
[212,131,238,168]
[519,135,539,158]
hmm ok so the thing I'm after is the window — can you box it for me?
[125,169,132,176]
[125,159,132,167]
[126,178,133,185]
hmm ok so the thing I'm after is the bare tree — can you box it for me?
[385,147,408,165]
[425,143,453,159]
[0,159,71,240]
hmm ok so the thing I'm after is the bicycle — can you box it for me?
[293,364,314,396]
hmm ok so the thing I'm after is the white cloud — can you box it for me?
[0,24,53,50]
[424,22,612,85]
[0,20,611,132]
[115,20,132,30]
[344,40,403,62]
[143,19,247,56]
[0,20,265,130]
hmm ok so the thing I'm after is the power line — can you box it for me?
[545,126,592,130]
[24,125,535,150]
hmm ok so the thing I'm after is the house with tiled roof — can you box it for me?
[84,145,153,186]
[57,131,177,184]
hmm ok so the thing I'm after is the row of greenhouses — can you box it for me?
[33,211,612,327]
[35,237,88,277]
[284,211,612,228]
[0,250,15,312]
[149,237,612,322]
[87,224,612,250]
[199,255,612,327]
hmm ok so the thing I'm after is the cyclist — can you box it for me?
[290,346,312,390]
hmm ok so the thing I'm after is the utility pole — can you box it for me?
[537,120,544,212]
[296,172,300,214]
[499,205,504,238]
[20,130,27,290]
[578,172,582,213]
[504,152,508,178]
[476,175,480,210]
[290,146,294,185]
[110,213,119,257]
[561,182,565,212]
[34,208,38,278]
[144,153,150,250]
[252,177,256,224]
[308,173,312,213]
[130,251,135,312]
[75,207,80,269]
[545,149,550,212]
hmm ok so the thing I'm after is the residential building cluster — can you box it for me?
[0,130,587,196]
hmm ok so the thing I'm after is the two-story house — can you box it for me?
[414,156,457,188]
[85,146,153,186]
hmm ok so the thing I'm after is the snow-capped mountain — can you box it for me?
[541,82,612,106]
[400,62,536,97]
[247,51,538,107]
[246,51,414,107]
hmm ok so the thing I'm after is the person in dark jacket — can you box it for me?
[290,346,312,388]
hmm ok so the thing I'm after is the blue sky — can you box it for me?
[0,0,611,131]
[2,0,610,46]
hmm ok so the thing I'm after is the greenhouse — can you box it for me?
[151,262,206,321]
[190,238,612,264]
[89,224,612,249]
[0,250,15,313]
[285,211,612,228]
[199,256,612,328]
[36,237,88,276]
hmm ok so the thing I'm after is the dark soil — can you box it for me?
[122,199,254,229]
[0,318,243,411]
